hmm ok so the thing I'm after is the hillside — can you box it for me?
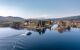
[50,15,80,21]
[0,16,25,22]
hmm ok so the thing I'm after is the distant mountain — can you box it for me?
[50,15,80,21]
[0,15,80,22]
[62,15,80,20]
[0,16,25,22]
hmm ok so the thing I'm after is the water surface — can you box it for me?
[0,26,80,50]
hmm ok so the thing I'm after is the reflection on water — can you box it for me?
[54,25,71,33]
[11,25,52,35]
[0,24,80,50]
[11,23,79,34]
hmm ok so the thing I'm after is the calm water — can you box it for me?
[0,25,80,50]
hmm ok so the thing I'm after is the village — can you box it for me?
[0,19,80,31]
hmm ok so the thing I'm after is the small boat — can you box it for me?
[27,32,32,36]
[21,31,32,36]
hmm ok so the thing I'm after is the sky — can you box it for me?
[0,0,80,19]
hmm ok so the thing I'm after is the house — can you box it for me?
[23,19,53,29]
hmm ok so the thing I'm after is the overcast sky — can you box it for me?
[0,0,80,19]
